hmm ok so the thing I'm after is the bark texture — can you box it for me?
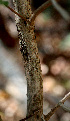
[13,0,43,120]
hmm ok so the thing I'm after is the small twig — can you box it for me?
[44,92,70,121]
[51,0,70,22]
[30,0,60,24]
[44,92,70,113]
[60,92,70,103]
[7,6,27,21]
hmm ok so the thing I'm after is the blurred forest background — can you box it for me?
[0,0,70,121]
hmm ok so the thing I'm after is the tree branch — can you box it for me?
[7,6,27,21]
[13,0,43,121]
[44,92,70,121]
[44,92,70,113]
[60,92,70,103]
[30,0,60,24]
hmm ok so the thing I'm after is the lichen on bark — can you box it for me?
[13,0,43,120]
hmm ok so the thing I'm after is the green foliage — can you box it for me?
[0,0,8,6]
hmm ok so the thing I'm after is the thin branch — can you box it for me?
[60,92,70,103]
[7,6,27,21]
[30,0,60,24]
[44,92,70,113]
[51,0,70,22]
[44,92,70,121]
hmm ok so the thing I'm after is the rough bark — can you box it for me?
[13,0,43,120]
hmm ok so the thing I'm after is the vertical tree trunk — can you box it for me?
[13,0,43,120]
